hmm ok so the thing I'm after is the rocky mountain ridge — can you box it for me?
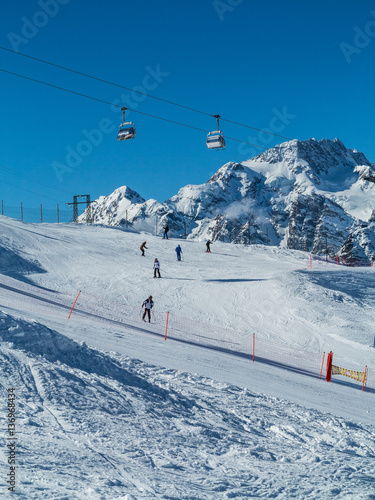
[80,138,375,263]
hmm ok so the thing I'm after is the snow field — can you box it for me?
[1,313,375,499]
[0,217,374,498]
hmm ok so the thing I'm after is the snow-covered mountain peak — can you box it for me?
[82,137,375,262]
[208,161,248,183]
[83,185,146,227]
[251,138,371,176]
[103,185,145,205]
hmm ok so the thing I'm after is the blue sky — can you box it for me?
[1,0,375,218]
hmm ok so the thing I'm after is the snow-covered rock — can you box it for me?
[81,138,375,262]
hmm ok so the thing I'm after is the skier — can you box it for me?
[140,241,148,256]
[142,295,154,323]
[175,244,182,261]
[153,258,161,278]
[206,240,212,253]
[162,224,169,239]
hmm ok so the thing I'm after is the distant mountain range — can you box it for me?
[80,138,375,263]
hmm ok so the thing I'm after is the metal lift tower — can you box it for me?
[67,195,92,223]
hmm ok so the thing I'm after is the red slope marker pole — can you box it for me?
[326,351,333,382]
[253,333,255,363]
[164,312,169,341]
[68,290,81,319]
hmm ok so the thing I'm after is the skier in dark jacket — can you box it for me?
[140,241,148,256]
[142,296,154,322]
[162,224,169,239]
[206,240,212,252]
[175,244,182,261]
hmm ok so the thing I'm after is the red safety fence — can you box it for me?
[0,275,373,392]
[165,311,325,378]
[311,254,375,268]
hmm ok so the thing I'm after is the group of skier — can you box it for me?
[139,242,184,263]
[141,226,212,322]
[140,240,210,259]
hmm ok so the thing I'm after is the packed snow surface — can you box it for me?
[0,217,374,499]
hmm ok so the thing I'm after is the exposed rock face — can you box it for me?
[80,138,375,263]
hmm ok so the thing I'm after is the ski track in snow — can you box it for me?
[1,320,375,499]
[0,219,374,498]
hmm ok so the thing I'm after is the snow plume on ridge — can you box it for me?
[222,198,256,220]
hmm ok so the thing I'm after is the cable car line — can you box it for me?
[0,177,69,203]
[0,67,269,150]
[0,45,211,116]
[219,117,292,139]
[0,45,292,141]
[0,67,209,132]
[0,67,116,107]
[0,162,75,196]
[0,67,365,177]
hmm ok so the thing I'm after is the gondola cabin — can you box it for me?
[117,122,136,141]
[206,130,225,149]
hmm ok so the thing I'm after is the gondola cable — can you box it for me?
[0,45,292,141]
[0,67,269,150]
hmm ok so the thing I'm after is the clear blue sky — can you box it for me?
[1,0,375,216]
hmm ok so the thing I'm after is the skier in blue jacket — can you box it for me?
[175,244,182,261]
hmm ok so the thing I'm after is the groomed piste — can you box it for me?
[0,216,374,499]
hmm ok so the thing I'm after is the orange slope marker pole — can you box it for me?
[68,290,81,319]
[319,352,325,379]
[164,311,169,341]
[362,366,367,391]
[252,333,255,363]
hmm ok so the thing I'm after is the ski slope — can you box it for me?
[0,217,374,499]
